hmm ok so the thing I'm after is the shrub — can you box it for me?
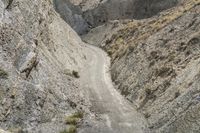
[174,91,180,99]
[60,125,77,133]
[72,71,80,78]
[144,113,151,118]
[65,117,79,125]
[72,111,83,119]
[145,88,152,96]
[60,129,68,133]
[107,50,112,56]
[0,68,8,79]
[68,125,76,133]
[65,111,83,125]
[63,69,80,78]
[63,112,83,133]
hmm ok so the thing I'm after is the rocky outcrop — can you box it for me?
[0,129,10,133]
[53,0,89,35]
[54,0,179,34]
[82,20,124,46]
[69,0,103,11]
[0,0,89,132]
[101,0,200,132]
[83,0,179,28]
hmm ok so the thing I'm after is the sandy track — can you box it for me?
[80,44,148,133]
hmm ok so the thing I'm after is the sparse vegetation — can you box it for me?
[107,50,113,56]
[0,68,8,79]
[155,67,174,78]
[68,125,77,133]
[65,117,79,125]
[63,111,83,133]
[121,87,131,96]
[72,71,80,78]
[60,125,77,133]
[72,111,84,118]
[105,0,200,62]
[63,69,80,78]
[60,129,68,133]
[144,113,151,118]
[174,91,181,99]
[145,88,157,100]
[65,111,83,125]
[145,88,152,96]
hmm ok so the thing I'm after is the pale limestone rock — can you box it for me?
[0,129,10,133]
[19,52,37,73]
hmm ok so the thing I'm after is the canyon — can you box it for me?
[0,0,200,133]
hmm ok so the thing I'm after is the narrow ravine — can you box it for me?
[79,44,149,133]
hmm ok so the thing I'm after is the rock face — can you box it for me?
[69,0,103,11]
[1,0,200,132]
[101,0,200,132]
[0,0,89,132]
[82,20,124,46]
[54,0,179,34]
[53,0,89,35]
[83,0,179,28]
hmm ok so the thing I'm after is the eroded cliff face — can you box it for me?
[102,0,200,132]
[53,0,90,35]
[82,0,179,28]
[54,0,179,34]
[0,0,89,132]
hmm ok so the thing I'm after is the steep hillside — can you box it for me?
[0,0,90,132]
[102,0,200,132]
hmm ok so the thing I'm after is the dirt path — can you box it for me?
[80,44,149,133]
